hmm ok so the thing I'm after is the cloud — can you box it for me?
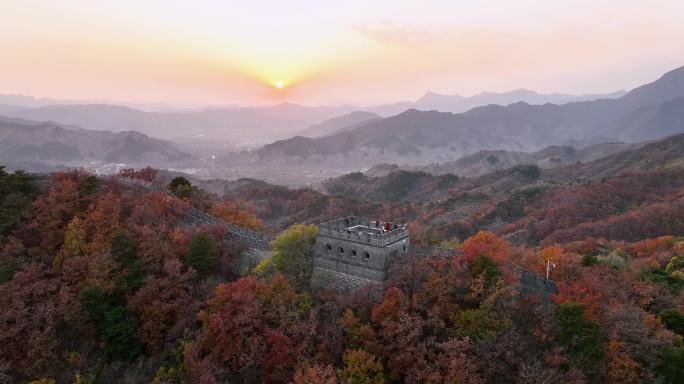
[353,20,437,45]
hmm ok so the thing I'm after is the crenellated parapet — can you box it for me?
[317,216,410,247]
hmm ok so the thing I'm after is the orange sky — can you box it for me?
[1,0,683,107]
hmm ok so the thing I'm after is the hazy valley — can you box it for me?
[3,65,683,186]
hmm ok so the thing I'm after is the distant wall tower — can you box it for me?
[313,216,410,291]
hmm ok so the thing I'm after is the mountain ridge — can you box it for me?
[246,65,684,166]
[3,102,358,145]
[0,116,191,168]
[370,88,627,116]
[365,141,638,178]
[295,111,381,137]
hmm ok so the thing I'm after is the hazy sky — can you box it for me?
[2,0,684,107]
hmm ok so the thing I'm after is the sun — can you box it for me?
[274,81,285,89]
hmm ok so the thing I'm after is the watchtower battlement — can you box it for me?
[317,216,410,247]
[313,216,410,291]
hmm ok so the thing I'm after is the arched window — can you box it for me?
[403,244,407,253]
[326,244,332,253]
[363,252,370,259]
[351,250,357,257]
[338,247,344,256]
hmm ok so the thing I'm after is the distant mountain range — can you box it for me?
[545,132,684,182]
[0,103,357,145]
[0,116,190,169]
[322,133,684,203]
[0,94,84,108]
[296,111,381,138]
[0,87,626,147]
[369,89,626,117]
[2,66,682,178]
[245,66,684,167]
[365,141,638,178]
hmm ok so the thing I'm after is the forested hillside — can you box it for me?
[1,152,683,383]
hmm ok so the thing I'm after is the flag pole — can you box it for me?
[546,259,556,280]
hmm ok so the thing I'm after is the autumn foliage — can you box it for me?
[1,167,684,383]
[460,230,511,264]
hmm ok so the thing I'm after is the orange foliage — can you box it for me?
[539,244,563,267]
[416,257,461,319]
[554,276,602,319]
[535,244,580,280]
[83,191,122,254]
[24,176,81,261]
[629,235,679,261]
[459,230,511,264]
[371,287,407,323]
[210,199,265,231]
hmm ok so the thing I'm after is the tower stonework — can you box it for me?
[313,216,410,291]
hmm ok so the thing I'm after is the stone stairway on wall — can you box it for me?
[112,176,275,251]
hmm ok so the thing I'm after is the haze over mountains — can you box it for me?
[0,94,83,108]
[365,142,638,178]
[0,85,628,148]
[545,132,684,182]
[296,111,381,138]
[0,116,190,170]
[247,66,684,168]
[1,103,357,146]
[369,89,627,117]
[2,65,684,184]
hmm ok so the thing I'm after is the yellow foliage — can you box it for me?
[252,255,276,276]
[64,216,85,256]
[339,349,385,384]
[269,224,317,288]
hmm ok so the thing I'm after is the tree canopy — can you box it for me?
[268,223,317,288]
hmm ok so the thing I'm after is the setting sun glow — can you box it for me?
[2,0,683,106]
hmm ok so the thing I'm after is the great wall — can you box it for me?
[31,173,558,295]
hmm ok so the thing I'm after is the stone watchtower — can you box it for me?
[313,216,410,290]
